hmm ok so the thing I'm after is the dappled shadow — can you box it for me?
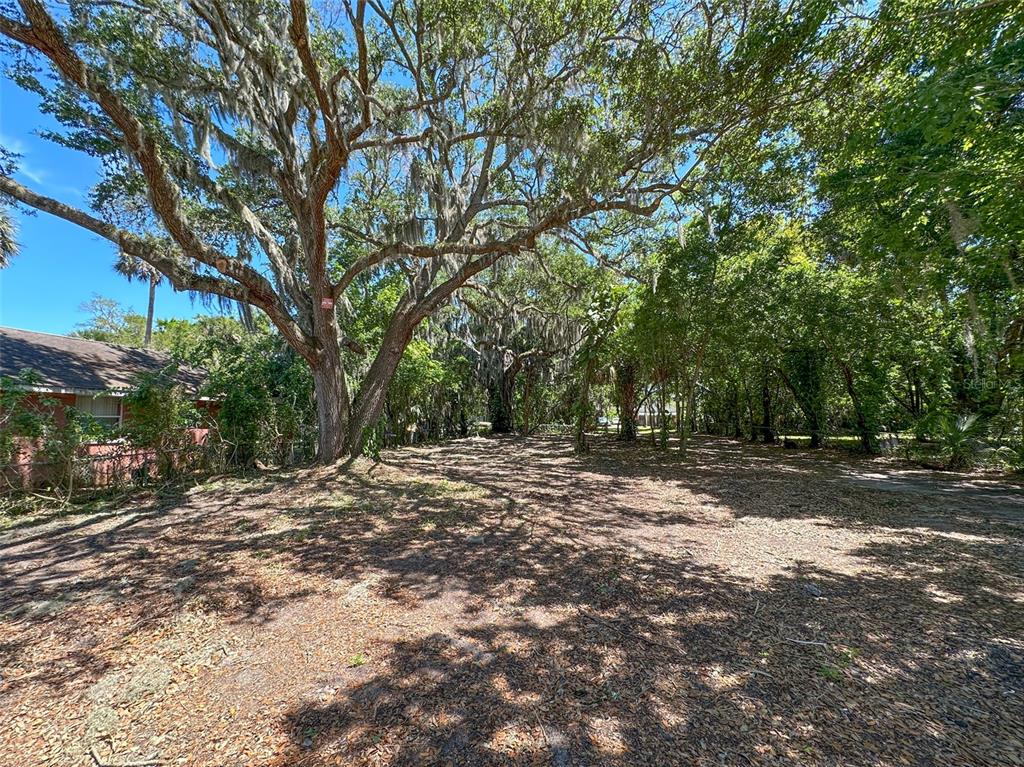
[1,436,1022,765]
[272,535,1022,766]
[0,473,318,693]
[555,435,1023,536]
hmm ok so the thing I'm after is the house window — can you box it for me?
[75,395,122,428]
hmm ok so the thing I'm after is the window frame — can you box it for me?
[73,394,123,429]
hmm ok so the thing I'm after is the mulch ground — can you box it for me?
[1,435,1022,766]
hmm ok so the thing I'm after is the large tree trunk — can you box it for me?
[311,341,351,462]
[743,381,757,441]
[490,353,532,435]
[574,359,596,454]
[488,369,515,434]
[144,274,157,348]
[343,312,416,458]
[334,257,502,459]
[616,363,638,441]
[840,361,875,453]
[808,426,823,449]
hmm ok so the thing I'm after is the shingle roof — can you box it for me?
[0,326,207,396]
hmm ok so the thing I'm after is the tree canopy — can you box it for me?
[1,0,1021,470]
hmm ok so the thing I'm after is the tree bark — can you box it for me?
[144,274,157,347]
[522,370,534,435]
[488,375,514,433]
[840,361,875,453]
[616,363,638,441]
[343,311,416,457]
[743,380,757,441]
[311,340,351,462]
[574,359,595,454]
[338,255,504,459]
[488,362,519,434]
[760,372,776,444]
[808,427,822,449]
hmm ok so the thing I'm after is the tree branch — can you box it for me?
[0,173,317,361]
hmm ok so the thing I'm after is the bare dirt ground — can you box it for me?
[1,435,1022,767]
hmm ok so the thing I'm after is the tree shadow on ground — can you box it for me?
[274,536,1022,766]
[266,437,1022,766]
[1,436,1021,766]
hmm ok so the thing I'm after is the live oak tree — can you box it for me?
[0,0,849,460]
[459,249,588,433]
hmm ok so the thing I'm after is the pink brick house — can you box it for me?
[1,327,215,487]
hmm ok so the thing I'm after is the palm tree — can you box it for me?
[0,209,18,268]
[114,252,162,347]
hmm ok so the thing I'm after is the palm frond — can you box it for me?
[0,209,19,268]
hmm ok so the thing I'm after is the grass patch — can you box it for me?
[818,664,843,682]
[0,488,131,532]
[406,478,485,500]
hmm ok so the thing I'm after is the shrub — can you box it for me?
[1,372,107,493]
[201,335,315,466]
[0,371,53,465]
[928,413,989,471]
[121,366,202,477]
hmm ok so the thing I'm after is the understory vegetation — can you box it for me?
[0,0,1021,475]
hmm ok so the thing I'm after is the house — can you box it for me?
[1,326,213,487]
[635,400,677,429]
[1,326,211,423]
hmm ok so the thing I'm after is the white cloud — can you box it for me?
[1,131,82,198]
[0,131,27,155]
[19,163,48,186]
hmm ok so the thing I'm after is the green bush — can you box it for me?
[121,366,202,477]
[1,372,108,492]
[926,413,990,471]
[0,371,53,465]
[202,335,315,466]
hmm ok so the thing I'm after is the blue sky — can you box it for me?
[1,78,212,335]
